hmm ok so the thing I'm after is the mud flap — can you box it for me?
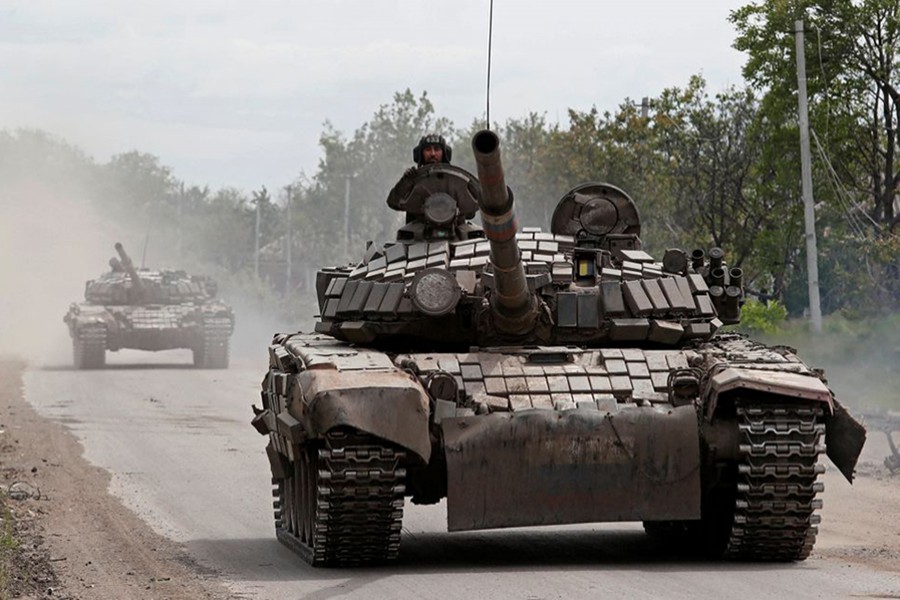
[441,405,701,531]
[826,398,867,483]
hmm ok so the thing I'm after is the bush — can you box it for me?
[735,298,788,334]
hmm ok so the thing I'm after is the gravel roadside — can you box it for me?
[0,359,232,600]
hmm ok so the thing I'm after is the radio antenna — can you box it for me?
[485,0,494,130]
[141,231,150,269]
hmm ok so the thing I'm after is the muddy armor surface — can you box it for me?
[64,243,235,369]
[251,131,866,567]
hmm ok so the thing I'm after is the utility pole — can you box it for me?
[285,185,293,294]
[254,197,261,280]
[177,182,184,259]
[795,20,823,333]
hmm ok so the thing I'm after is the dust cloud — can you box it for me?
[766,325,900,413]
[0,157,316,369]
[0,178,127,365]
[223,284,316,365]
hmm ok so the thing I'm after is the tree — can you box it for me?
[99,151,181,230]
[187,187,255,271]
[829,0,900,232]
[731,0,900,311]
[457,113,562,227]
[297,89,453,265]
[509,97,678,255]
[652,78,798,288]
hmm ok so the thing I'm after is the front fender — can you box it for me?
[705,366,834,418]
[65,307,113,334]
[292,368,431,463]
[706,366,866,483]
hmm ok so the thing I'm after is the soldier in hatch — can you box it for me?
[386,134,453,209]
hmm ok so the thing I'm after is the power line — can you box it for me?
[811,128,877,237]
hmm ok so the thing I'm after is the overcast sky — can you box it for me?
[2,1,750,191]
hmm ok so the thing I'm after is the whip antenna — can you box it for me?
[485,0,494,130]
[141,232,150,268]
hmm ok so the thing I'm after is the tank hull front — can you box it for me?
[107,327,200,351]
[442,405,701,531]
[64,303,234,367]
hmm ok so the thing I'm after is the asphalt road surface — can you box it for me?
[22,349,900,599]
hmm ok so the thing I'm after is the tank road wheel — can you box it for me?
[274,429,407,567]
[193,317,231,369]
[73,325,106,369]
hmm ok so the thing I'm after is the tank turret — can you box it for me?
[313,128,740,348]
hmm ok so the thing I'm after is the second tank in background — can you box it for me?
[64,243,235,369]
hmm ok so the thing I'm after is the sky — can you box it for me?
[1,0,750,192]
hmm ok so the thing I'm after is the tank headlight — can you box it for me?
[425,370,459,402]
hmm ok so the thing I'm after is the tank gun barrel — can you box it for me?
[471,130,537,336]
[114,242,144,295]
[115,242,132,267]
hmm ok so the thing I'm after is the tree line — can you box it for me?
[3,0,897,319]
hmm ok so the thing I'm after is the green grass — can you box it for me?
[0,501,17,600]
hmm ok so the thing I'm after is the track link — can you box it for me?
[725,401,825,561]
[195,316,231,368]
[74,324,106,369]
[273,429,407,567]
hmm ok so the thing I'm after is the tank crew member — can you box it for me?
[387,134,453,209]
[414,133,451,167]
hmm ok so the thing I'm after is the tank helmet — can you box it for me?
[413,134,452,165]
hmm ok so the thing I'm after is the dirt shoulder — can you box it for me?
[814,432,900,573]
[0,359,232,600]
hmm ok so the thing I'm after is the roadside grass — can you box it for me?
[0,498,18,600]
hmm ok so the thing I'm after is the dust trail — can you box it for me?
[0,132,317,367]
[0,178,134,365]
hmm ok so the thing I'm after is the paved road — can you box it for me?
[23,349,900,599]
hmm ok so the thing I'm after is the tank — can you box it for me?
[64,243,235,369]
[251,130,866,566]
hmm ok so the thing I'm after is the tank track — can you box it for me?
[724,401,825,561]
[74,324,106,369]
[194,316,231,368]
[273,429,407,567]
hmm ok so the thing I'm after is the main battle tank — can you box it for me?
[64,243,235,369]
[251,131,866,566]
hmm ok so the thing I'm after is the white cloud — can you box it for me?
[2,0,748,189]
